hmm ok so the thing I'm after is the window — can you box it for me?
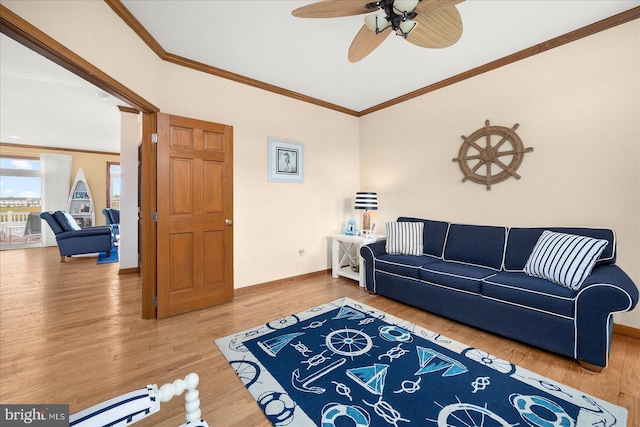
[107,162,121,209]
[0,156,41,209]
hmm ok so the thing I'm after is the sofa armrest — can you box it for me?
[360,241,387,292]
[56,226,114,241]
[360,241,387,260]
[574,265,639,366]
[580,265,639,304]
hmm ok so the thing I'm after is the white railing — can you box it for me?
[0,211,29,227]
[0,211,30,242]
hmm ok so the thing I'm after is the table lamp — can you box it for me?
[354,191,378,231]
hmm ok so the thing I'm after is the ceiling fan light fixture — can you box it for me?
[393,0,419,14]
[364,14,391,33]
[397,19,418,38]
[293,0,464,62]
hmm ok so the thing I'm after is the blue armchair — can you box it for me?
[102,208,120,235]
[40,211,115,262]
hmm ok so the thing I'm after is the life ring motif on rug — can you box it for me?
[510,394,575,427]
[321,403,370,427]
[379,325,413,342]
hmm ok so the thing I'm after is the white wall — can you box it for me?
[359,20,640,328]
[4,1,637,328]
[156,63,361,286]
[1,0,361,288]
[119,111,140,270]
[40,153,72,246]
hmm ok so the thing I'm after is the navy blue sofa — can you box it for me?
[41,211,115,261]
[360,217,638,370]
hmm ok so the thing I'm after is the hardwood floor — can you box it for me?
[1,246,638,426]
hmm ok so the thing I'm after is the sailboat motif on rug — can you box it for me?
[215,297,627,427]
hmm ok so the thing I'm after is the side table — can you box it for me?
[331,234,385,287]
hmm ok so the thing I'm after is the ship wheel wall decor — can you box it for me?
[453,120,533,191]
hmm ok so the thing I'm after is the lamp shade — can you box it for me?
[354,192,378,211]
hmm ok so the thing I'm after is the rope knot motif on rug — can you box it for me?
[216,298,627,427]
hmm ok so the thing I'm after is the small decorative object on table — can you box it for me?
[361,221,377,237]
[344,219,357,235]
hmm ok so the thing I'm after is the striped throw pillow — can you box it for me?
[70,386,159,427]
[523,230,608,290]
[385,221,424,256]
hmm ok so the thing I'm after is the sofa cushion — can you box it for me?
[53,211,81,232]
[418,261,494,294]
[443,224,507,270]
[386,221,424,256]
[398,217,450,258]
[523,231,608,290]
[376,254,440,279]
[504,227,616,271]
[482,272,576,318]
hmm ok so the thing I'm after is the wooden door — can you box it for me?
[156,113,233,318]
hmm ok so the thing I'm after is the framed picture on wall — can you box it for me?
[268,137,304,183]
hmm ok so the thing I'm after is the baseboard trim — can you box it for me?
[235,269,331,296]
[613,323,640,340]
[119,267,140,275]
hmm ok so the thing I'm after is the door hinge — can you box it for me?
[152,296,158,307]
[151,133,158,144]
[151,212,158,222]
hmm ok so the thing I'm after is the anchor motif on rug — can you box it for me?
[291,358,347,394]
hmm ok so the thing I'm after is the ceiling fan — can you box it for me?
[292,0,464,62]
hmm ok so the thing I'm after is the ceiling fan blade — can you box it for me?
[406,6,463,48]
[348,25,391,63]
[415,0,465,14]
[292,0,372,18]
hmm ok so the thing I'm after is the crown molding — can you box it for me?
[107,1,639,117]
[104,0,360,117]
[104,0,167,59]
[0,4,158,114]
[0,142,120,156]
[360,6,640,115]
[4,2,638,117]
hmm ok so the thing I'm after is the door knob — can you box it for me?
[225,219,233,225]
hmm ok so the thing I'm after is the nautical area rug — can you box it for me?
[215,298,627,427]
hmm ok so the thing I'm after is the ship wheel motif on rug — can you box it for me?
[453,120,533,191]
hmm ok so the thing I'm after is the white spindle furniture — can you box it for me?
[68,373,207,427]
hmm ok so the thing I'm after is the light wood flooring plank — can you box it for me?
[1,246,638,426]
